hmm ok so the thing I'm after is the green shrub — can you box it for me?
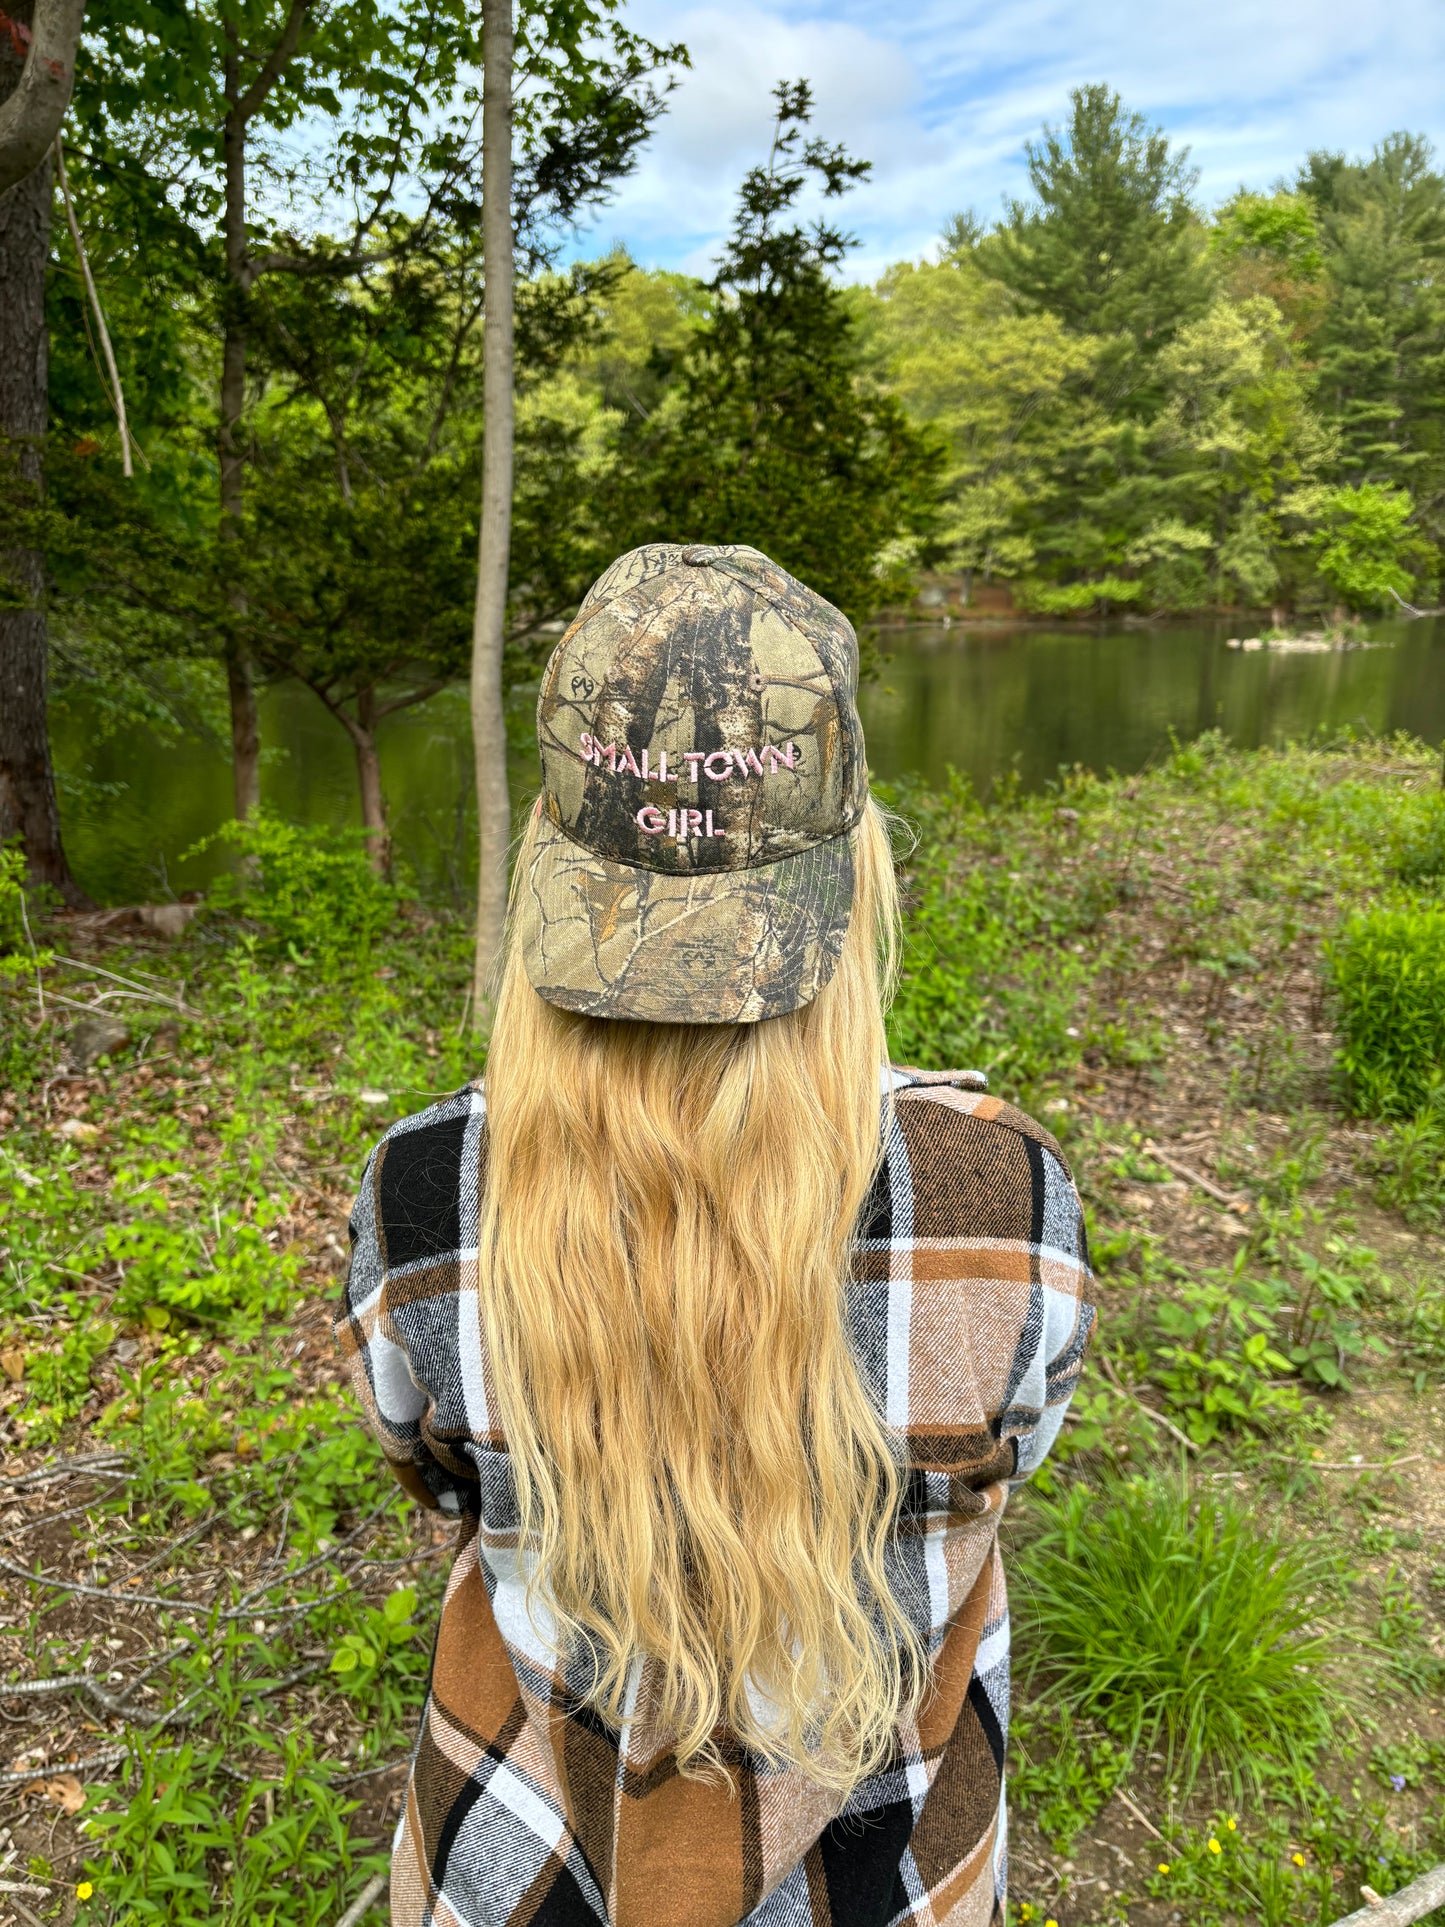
[1015,1476,1337,1792]
[1394,795,1445,887]
[191,812,398,970]
[1366,1098,1445,1227]
[1015,575,1144,615]
[1329,903,1445,1116]
[1148,1259,1303,1444]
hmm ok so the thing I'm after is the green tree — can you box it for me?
[1306,482,1422,612]
[981,84,1215,376]
[629,80,941,625]
[1211,190,1325,335]
[66,0,680,820]
[1297,134,1445,556]
[1148,296,1333,607]
[853,256,1103,597]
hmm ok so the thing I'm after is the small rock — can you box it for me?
[1225,636,1241,649]
[1241,636,1263,651]
[55,1117,100,1142]
[1054,806,1081,827]
[113,1338,139,1362]
[68,1014,132,1067]
[137,902,198,940]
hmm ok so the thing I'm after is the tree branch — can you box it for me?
[0,0,85,196]
[232,0,313,127]
[373,680,447,721]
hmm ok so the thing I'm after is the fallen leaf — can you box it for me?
[0,1349,24,1383]
[39,1774,85,1813]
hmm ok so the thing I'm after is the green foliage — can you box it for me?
[982,84,1214,359]
[1298,133,1445,557]
[1367,1102,1445,1227]
[1015,1476,1338,1791]
[1330,902,1445,1116]
[1015,576,1143,614]
[1308,481,1421,610]
[194,814,399,969]
[330,1585,422,1693]
[81,1734,388,1927]
[1139,1790,1445,1927]
[884,773,1111,1099]
[1213,191,1324,277]
[621,81,942,626]
[1008,1706,1128,1850]
[1147,1258,1303,1443]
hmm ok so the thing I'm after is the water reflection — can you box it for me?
[52,616,1445,905]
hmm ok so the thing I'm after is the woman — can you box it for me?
[338,542,1095,1927]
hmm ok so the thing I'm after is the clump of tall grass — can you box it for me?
[1014,1476,1338,1793]
[1329,903,1445,1117]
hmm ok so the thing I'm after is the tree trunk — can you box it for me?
[469,0,514,1030]
[0,6,86,904]
[220,44,260,819]
[353,685,390,876]
[0,0,85,198]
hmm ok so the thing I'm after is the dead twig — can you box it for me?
[336,1872,388,1927]
[1271,1453,1424,1473]
[1149,1148,1250,1210]
[1097,1353,1200,1455]
[1112,1785,1173,1844]
[0,1452,130,1491]
[0,1747,126,1790]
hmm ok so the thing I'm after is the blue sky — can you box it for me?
[566,0,1445,282]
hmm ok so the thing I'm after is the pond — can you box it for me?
[54,614,1445,906]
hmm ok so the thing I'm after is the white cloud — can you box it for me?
[572,0,1445,280]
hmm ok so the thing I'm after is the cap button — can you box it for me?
[680,544,714,566]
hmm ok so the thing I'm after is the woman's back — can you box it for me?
[336,544,1095,1927]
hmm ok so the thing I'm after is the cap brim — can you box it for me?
[517,811,856,1025]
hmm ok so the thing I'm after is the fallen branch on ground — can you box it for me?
[1330,1863,1445,1925]
[1271,1453,1424,1473]
[1097,1353,1200,1454]
[0,1452,130,1490]
[336,1873,388,1927]
[0,1747,126,1790]
[1111,1786,1173,1845]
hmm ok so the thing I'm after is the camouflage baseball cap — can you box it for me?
[517,542,868,1024]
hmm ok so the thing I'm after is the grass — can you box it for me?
[2,734,1444,1924]
[1014,1476,1339,1795]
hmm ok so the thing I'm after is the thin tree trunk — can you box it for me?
[220,39,260,820]
[0,4,86,904]
[469,0,514,1030]
[353,685,390,876]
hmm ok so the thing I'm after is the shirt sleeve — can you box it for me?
[335,1135,478,1518]
[1004,1140,1095,1483]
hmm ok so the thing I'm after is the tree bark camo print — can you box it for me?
[576,732,802,842]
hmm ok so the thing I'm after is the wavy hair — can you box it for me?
[478,798,924,1790]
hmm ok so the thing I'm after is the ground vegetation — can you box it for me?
[2,734,1444,1924]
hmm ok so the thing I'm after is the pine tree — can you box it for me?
[981,85,1216,374]
[1299,134,1445,551]
[629,82,941,624]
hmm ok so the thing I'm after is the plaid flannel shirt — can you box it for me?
[337,1067,1095,1927]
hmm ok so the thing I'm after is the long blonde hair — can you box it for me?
[478,798,923,1790]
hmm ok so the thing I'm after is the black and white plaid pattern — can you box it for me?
[338,1070,1095,1927]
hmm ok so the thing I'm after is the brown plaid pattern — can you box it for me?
[336,1070,1095,1927]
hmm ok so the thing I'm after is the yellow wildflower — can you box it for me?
[1209,1838,1223,1854]
[1226,1818,1238,1831]
[77,1883,94,1901]
[1292,1853,1306,1867]
[1158,1862,1171,1874]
